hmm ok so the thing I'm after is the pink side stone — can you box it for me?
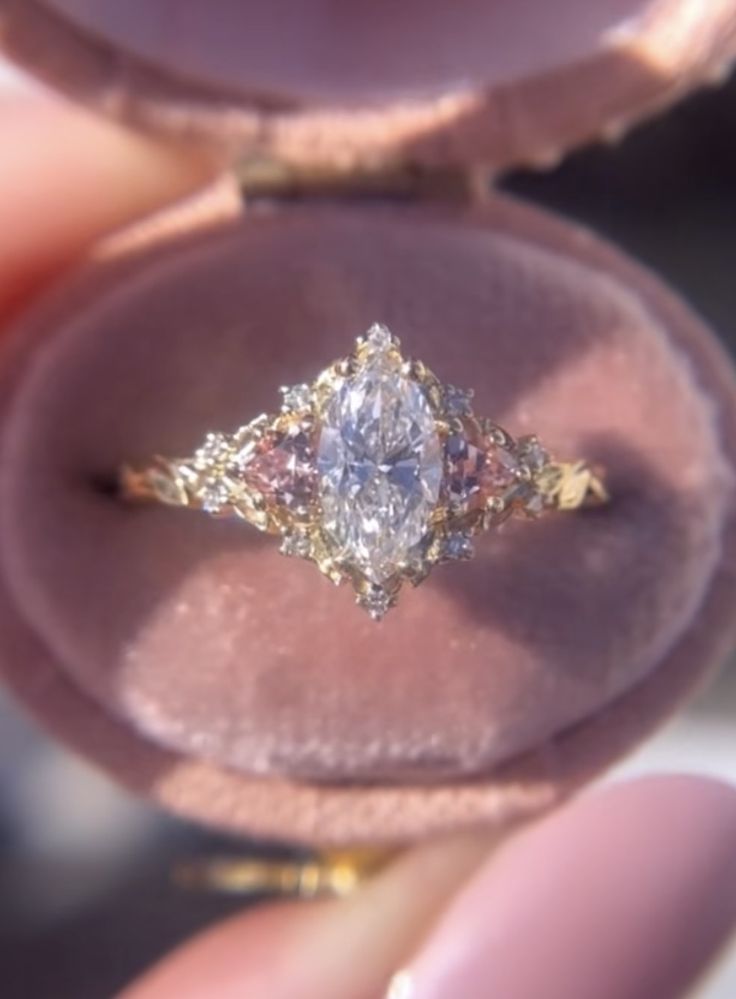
[240,420,316,517]
[444,419,518,513]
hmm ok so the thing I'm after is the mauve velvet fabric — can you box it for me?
[4,1,736,174]
[0,197,734,842]
[42,0,646,102]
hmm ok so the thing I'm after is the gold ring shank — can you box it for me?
[121,459,211,511]
[120,452,607,515]
[534,459,609,511]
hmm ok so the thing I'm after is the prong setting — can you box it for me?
[280,383,313,414]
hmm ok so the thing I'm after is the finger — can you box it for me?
[121,777,736,999]
[397,775,736,999]
[119,832,492,999]
[0,94,216,316]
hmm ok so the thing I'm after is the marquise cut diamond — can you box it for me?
[317,337,443,583]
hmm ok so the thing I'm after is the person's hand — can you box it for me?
[2,93,735,999]
[0,89,213,318]
[121,777,736,999]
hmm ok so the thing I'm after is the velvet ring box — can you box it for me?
[0,0,735,847]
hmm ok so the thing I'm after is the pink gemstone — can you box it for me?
[445,420,517,513]
[241,421,316,516]
[480,442,519,495]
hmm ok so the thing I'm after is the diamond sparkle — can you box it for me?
[316,335,443,585]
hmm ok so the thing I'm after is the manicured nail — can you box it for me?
[396,777,736,999]
[386,970,415,998]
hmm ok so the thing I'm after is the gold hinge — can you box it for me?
[236,157,491,205]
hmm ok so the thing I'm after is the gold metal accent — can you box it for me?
[120,460,192,508]
[173,847,396,899]
[236,157,485,205]
[537,460,609,511]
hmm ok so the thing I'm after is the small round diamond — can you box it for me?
[442,532,474,561]
[443,384,474,417]
[364,322,395,351]
[280,383,312,413]
[357,584,394,620]
[511,436,554,515]
[280,531,312,558]
[517,435,549,472]
[192,433,236,513]
[194,432,230,469]
[199,483,227,514]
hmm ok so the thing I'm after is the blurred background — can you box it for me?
[0,58,734,998]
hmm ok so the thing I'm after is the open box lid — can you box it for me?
[1,0,736,176]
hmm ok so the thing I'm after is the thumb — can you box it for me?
[0,92,215,318]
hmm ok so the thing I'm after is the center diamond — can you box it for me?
[316,333,443,584]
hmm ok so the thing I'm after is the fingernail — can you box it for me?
[397,777,736,999]
[386,970,415,998]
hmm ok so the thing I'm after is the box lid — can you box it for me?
[1,0,735,177]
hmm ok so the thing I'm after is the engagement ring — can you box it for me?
[121,324,607,618]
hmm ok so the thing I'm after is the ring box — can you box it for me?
[0,0,735,846]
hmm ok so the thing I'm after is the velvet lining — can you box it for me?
[0,198,732,846]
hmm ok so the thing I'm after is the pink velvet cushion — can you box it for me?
[0,198,733,801]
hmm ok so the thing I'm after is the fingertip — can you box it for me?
[0,95,217,315]
[399,776,736,999]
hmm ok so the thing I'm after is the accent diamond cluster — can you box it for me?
[135,325,604,618]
